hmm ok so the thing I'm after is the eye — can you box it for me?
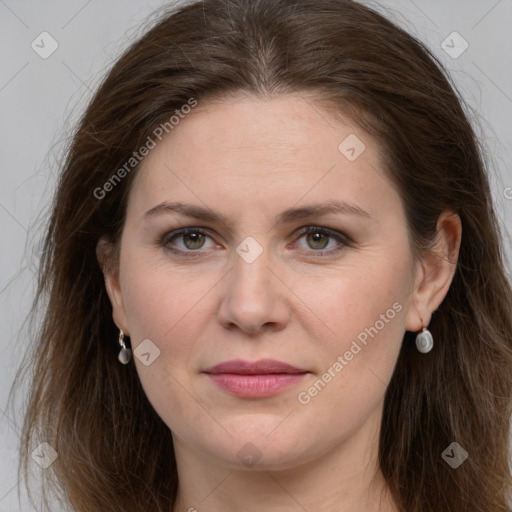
[162,228,215,255]
[160,226,351,257]
[293,226,350,256]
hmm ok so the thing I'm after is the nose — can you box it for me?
[216,244,291,335]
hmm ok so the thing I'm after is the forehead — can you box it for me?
[126,92,400,226]
[154,92,369,160]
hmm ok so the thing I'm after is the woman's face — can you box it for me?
[104,92,424,471]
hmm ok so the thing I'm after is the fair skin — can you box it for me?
[97,92,461,512]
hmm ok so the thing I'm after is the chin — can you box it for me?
[200,426,318,471]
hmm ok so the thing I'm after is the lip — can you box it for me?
[202,359,309,398]
[203,358,306,375]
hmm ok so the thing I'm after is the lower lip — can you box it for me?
[205,373,308,398]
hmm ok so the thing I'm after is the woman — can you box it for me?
[14,0,512,511]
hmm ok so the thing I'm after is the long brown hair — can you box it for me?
[10,0,512,510]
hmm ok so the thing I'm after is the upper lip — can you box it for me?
[203,358,307,375]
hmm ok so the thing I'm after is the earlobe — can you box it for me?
[405,210,462,332]
[96,237,129,334]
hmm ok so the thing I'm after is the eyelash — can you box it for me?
[160,226,352,258]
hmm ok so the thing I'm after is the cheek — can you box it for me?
[118,262,215,430]
[301,252,409,390]
[307,253,408,341]
[122,269,208,343]
[291,273,407,437]
[119,250,223,371]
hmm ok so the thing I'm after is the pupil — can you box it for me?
[186,233,203,248]
[310,232,327,249]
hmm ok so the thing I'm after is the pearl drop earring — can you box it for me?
[415,317,434,353]
[118,329,132,364]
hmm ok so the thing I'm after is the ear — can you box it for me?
[405,210,462,332]
[96,236,130,335]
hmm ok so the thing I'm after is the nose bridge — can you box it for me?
[230,235,273,304]
[217,235,289,333]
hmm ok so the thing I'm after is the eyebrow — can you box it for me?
[143,200,371,226]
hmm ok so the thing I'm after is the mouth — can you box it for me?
[202,358,307,375]
[202,359,309,398]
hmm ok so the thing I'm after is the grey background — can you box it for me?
[1,0,511,510]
